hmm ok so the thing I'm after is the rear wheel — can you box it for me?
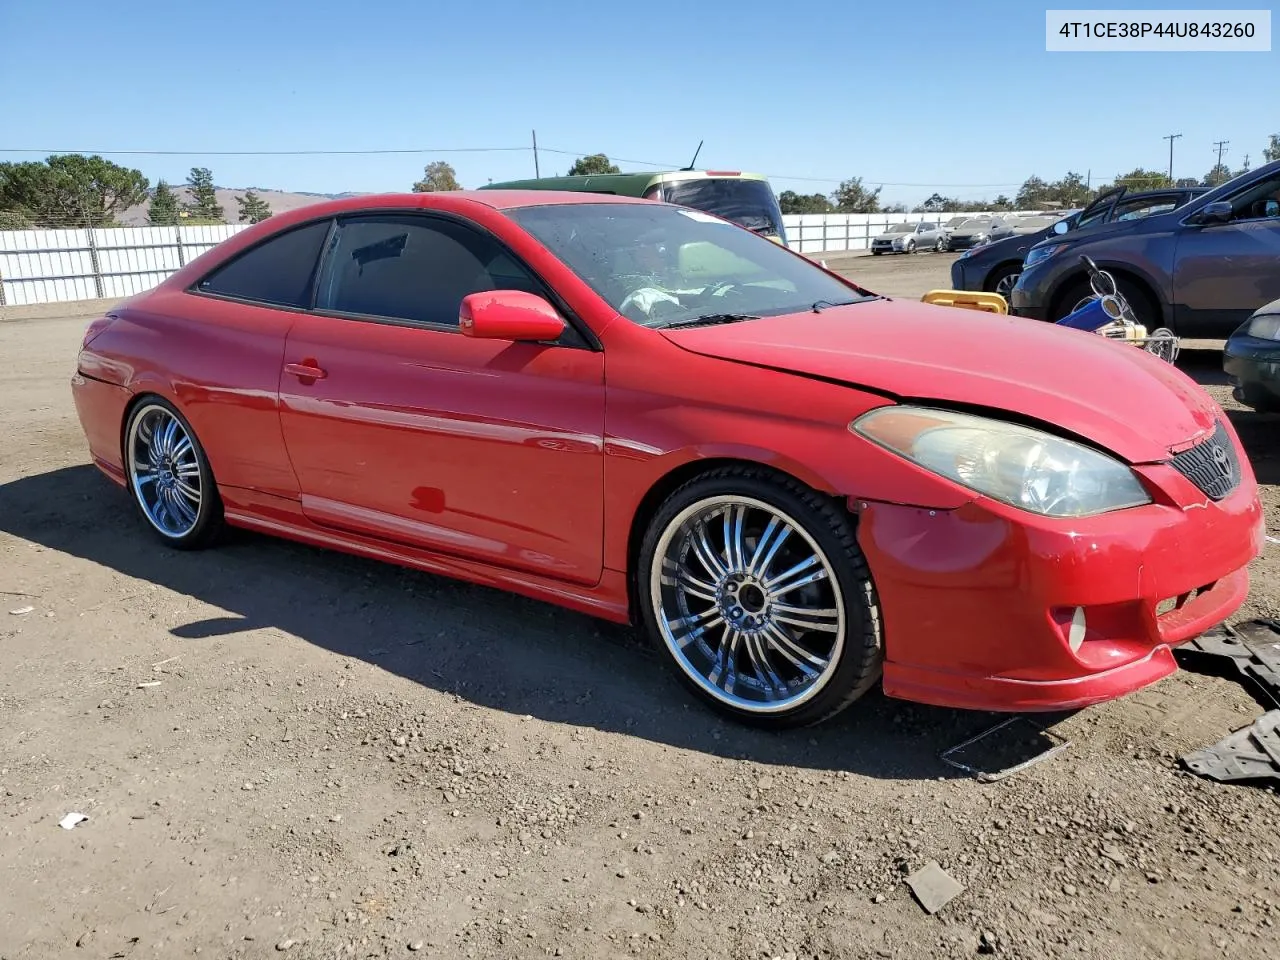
[637,467,883,729]
[124,397,224,549]
[935,236,946,252]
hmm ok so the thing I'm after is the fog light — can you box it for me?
[1068,606,1087,653]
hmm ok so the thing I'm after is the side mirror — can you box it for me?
[1052,219,1070,235]
[1194,200,1233,225]
[459,290,566,342]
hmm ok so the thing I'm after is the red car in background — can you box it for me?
[71,190,1264,729]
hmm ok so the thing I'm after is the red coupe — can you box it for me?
[70,191,1265,728]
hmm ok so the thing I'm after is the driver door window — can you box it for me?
[315,215,546,329]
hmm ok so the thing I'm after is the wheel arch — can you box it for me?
[622,454,847,622]
[1047,263,1166,327]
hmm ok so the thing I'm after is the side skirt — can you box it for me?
[218,486,632,625]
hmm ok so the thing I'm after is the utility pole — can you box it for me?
[1163,133,1182,181]
[1213,139,1229,172]
[532,129,540,178]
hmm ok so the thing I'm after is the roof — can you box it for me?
[234,189,656,234]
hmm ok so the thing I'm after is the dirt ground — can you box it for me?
[3,256,1280,960]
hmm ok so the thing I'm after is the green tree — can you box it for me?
[1015,175,1051,209]
[992,195,1012,209]
[1114,168,1171,191]
[1174,177,1201,188]
[832,176,881,213]
[0,154,148,227]
[778,190,833,214]
[0,208,34,230]
[567,153,621,176]
[412,161,461,192]
[1263,134,1280,164]
[1202,163,1233,187]
[184,167,223,221]
[235,189,273,223]
[1047,171,1092,207]
[148,180,180,225]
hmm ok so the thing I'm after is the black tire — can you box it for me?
[636,465,883,729]
[985,263,1021,299]
[122,396,225,550]
[1052,274,1160,328]
[871,249,883,256]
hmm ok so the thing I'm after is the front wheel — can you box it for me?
[904,240,917,254]
[637,467,883,729]
[124,397,224,549]
[987,264,1021,300]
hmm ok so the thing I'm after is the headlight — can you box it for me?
[1247,313,1280,339]
[850,406,1151,518]
[1025,243,1068,267]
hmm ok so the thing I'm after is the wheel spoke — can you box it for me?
[726,504,747,571]
[740,631,785,699]
[669,605,724,649]
[772,602,841,634]
[171,435,193,464]
[175,461,201,479]
[174,478,202,503]
[676,568,718,604]
[762,623,825,676]
[689,522,727,580]
[748,516,792,578]
[765,554,827,596]
[707,626,741,692]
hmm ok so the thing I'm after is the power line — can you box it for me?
[1213,139,1230,169]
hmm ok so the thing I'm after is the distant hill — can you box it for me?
[119,185,371,226]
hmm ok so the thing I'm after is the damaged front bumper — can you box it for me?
[850,457,1265,713]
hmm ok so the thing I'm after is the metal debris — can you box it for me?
[1181,711,1280,785]
[940,716,1071,783]
[1174,619,1280,710]
[904,860,965,914]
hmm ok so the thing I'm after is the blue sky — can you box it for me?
[1,0,1274,207]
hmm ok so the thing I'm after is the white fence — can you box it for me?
[0,210,1050,307]
[0,225,249,307]
[781,210,1042,254]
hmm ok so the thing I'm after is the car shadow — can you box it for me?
[1178,347,1229,387]
[0,464,1072,782]
[1226,407,1280,485]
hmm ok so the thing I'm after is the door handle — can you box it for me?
[284,361,327,381]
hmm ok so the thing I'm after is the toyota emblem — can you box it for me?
[1211,444,1234,483]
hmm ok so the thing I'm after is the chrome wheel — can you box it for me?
[650,496,846,714]
[935,236,945,252]
[995,271,1019,299]
[126,403,203,539]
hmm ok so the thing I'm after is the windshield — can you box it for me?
[657,177,786,239]
[958,219,988,229]
[507,203,874,329]
[887,223,915,233]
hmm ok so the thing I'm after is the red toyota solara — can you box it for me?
[70,190,1264,728]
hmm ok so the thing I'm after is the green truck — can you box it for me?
[479,169,788,246]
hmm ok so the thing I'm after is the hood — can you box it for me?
[661,299,1217,464]
[875,230,913,241]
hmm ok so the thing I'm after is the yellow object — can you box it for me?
[921,289,1009,314]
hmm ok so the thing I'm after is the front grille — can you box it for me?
[1169,420,1241,501]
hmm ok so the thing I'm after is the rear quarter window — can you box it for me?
[195,219,333,308]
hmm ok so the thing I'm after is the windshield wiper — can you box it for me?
[658,312,761,330]
[811,298,868,312]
